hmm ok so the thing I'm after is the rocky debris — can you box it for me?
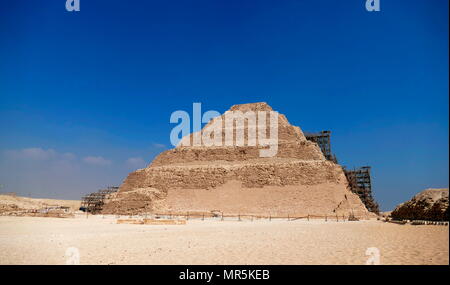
[0,194,80,217]
[391,188,449,221]
[103,102,370,217]
[0,203,21,214]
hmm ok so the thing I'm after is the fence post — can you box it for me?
[307,214,310,221]
[336,214,338,222]
[221,212,224,221]
[269,214,271,222]
[287,214,290,221]
[238,213,241,221]
[202,213,204,221]
[325,215,327,222]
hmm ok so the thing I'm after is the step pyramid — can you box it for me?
[103,102,370,218]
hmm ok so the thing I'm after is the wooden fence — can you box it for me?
[108,211,371,222]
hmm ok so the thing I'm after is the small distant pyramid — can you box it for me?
[103,102,370,217]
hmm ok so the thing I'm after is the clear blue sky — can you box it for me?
[0,0,448,210]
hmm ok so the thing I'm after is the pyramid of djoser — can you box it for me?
[103,102,370,217]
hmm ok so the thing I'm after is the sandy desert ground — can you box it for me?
[0,216,448,265]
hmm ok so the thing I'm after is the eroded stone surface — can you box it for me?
[391,188,449,221]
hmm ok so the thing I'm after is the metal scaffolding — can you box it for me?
[343,166,379,214]
[304,130,337,163]
[305,130,379,213]
[80,186,119,213]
